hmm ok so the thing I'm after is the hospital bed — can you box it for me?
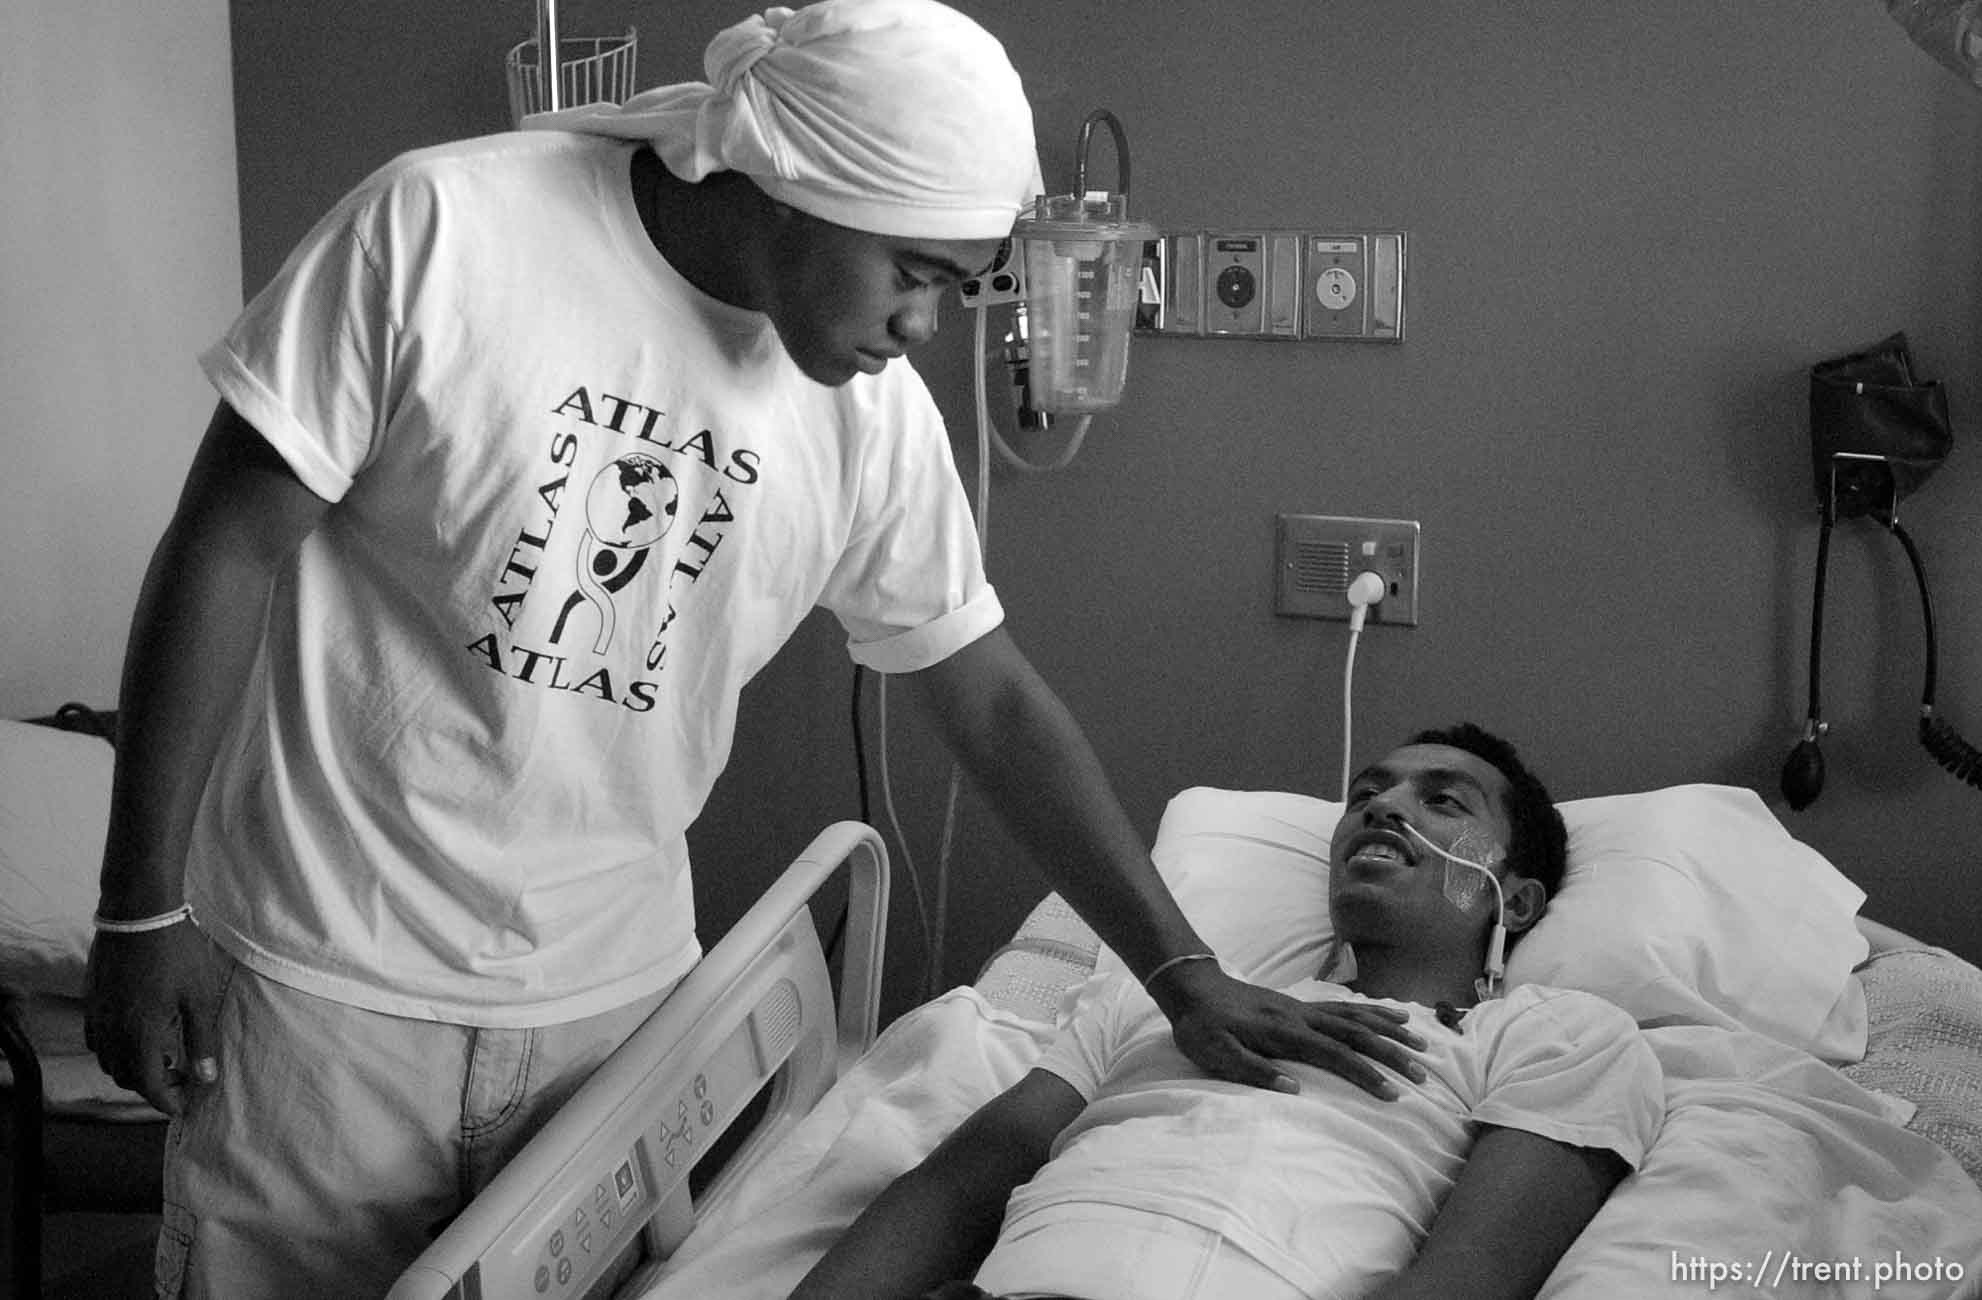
[392,783,1982,1300]
[0,708,169,1298]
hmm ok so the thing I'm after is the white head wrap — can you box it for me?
[525,0,1041,239]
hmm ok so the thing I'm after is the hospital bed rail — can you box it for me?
[388,820,889,1300]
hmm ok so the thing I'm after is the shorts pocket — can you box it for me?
[155,1198,195,1299]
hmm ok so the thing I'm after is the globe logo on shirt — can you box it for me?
[585,454,680,550]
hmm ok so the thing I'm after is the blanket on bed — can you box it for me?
[1541,1026,1982,1299]
[647,989,1982,1300]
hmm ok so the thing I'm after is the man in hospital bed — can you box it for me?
[790,724,1664,1300]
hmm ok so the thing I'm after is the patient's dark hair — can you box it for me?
[1409,722,1568,899]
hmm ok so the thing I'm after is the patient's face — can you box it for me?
[1328,743,1516,941]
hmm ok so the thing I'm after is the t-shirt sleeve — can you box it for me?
[198,171,406,503]
[815,365,1003,674]
[1471,988,1664,1168]
[1030,973,1138,1102]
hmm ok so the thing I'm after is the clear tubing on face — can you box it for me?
[1402,821,1510,999]
[1402,822,1504,915]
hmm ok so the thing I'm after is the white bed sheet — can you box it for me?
[646,986,1053,1298]
[1543,1024,1982,1299]
[637,980,1982,1300]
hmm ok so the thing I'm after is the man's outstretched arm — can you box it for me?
[788,1068,1084,1300]
[906,626,1426,1097]
[1366,1125,1629,1300]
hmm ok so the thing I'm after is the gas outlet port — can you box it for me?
[1301,232,1406,341]
[1204,233,1265,336]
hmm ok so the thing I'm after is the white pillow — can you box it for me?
[1514,786,1867,1058]
[0,718,114,999]
[1103,783,1870,1061]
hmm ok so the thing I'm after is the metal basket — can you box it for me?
[505,29,638,127]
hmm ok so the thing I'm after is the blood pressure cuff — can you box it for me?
[1810,331,1953,518]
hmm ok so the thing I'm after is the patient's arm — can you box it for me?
[788,1068,1085,1300]
[907,627,1426,1098]
[1364,1125,1627,1300]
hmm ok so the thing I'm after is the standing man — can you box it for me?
[85,2,1421,1294]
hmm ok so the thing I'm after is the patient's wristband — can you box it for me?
[92,903,195,934]
[1141,951,1219,990]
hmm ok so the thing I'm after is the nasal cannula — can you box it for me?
[1402,821,1508,1001]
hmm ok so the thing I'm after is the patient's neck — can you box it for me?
[1343,940,1486,1009]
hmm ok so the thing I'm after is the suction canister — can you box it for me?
[1012,193,1156,413]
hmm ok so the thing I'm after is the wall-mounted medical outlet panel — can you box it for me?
[957,235,1025,308]
[1275,514,1420,627]
[1163,233,1205,336]
[1148,230,1407,342]
[1203,233,1267,336]
[1264,233,1302,337]
[1135,237,1167,332]
[1302,232,1405,341]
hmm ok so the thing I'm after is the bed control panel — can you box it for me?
[457,964,824,1300]
[397,828,881,1300]
[525,1150,648,1297]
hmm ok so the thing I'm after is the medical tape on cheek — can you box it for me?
[1402,823,1503,915]
[1441,862,1489,913]
[1403,821,1513,1000]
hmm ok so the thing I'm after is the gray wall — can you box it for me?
[4,0,239,714]
[211,0,1982,1017]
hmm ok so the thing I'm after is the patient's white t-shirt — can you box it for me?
[978,977,1662,1300]
[189,132,999,1025]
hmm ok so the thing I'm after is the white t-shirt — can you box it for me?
[978,977,1662,1299]
[190,132,1000,1025]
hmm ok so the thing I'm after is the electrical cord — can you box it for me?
[826,665,874,973]
[852,665,872,825]
[875,676,937,986]
[862,295,1112,999]
[862,307,1008,1002]
[856,115,1135,993]
[1339,572,1387,802]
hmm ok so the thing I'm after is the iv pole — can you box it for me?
[505,3,636,128]
[537,0,563,114]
